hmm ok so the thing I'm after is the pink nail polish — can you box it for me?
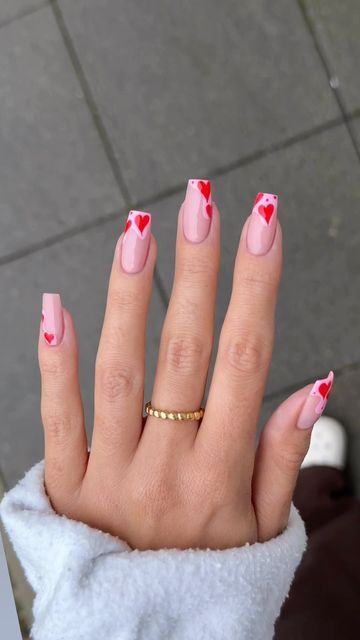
[182,179,213,243]
[297,371,334,430]
[246,192,278,255]
[42,293,64,346]
[121,210,152,273]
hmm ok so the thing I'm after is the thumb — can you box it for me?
[252,371,334,542]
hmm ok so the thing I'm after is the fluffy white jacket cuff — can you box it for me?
[0,459,307,640]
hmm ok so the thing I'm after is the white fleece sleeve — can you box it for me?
[0,460,306,640]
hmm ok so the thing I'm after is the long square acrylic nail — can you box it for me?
[121,210,152,273]
[182,179,213,243]
[42,293,64,346]
[297,371,334,430]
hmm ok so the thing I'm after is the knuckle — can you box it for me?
[97,363,139,402]
[222,332,269,376]
[164,334,209,375]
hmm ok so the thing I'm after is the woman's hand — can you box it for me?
[38,183,333,550]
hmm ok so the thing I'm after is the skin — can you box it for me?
[38,201,314,551]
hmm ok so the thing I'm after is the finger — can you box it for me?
[196,193,282,477]
[91,212,156,468]
[141,180,220,450]
[39,294,88,500]
[253,371,334,541]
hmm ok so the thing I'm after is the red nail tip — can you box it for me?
[197,179,211,202]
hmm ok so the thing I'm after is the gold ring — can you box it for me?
[145,401,205,421]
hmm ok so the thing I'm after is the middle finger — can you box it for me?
[141,180,220,450]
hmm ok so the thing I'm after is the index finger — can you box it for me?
[195,194,282,478]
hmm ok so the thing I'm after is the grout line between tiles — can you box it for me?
[50,0,132,206]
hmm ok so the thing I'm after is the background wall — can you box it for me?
[0,1,360,635]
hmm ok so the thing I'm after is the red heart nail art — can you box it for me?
[124,219,132,234]
[44,332,55,345]
[135,214,150,234]
[258,203,274,224]
[318,381,332,400]
[198,180,211,202]
[255,192,264,205]
[206,203,213,218]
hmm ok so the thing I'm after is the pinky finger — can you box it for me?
[252,371,334,542]
[38,293,88,505]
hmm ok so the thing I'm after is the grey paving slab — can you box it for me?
[0,6,122,260]
[0,217,165,489]
[261,362,360,498]
[59,0,339,202]
[152,123,360,397]
[304,0,360,112]
[0,0,45,24]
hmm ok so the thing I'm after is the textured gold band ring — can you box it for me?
[145,401,205,421]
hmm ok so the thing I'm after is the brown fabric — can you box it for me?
[274,467,360,640]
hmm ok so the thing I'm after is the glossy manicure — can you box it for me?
[246,192,278,255]
[42,293,64,346]
[121,210,152,273]
[182,179,213,243]
[297,370,334,430]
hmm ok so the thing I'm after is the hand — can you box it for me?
[38,184,333,550]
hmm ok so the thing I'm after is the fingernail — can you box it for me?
[297,371,334,430]
[182,179,213,243]
[246,192,278,255]
[42,293,64,346]
[121,210,152,273]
